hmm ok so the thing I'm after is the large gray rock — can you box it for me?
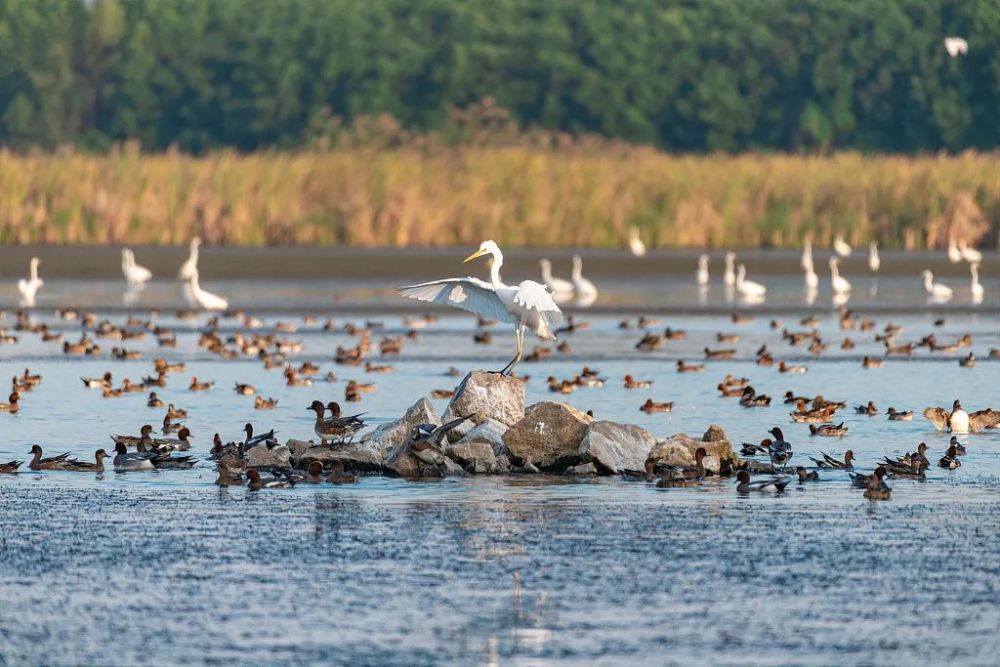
[442,372,525,442]
[384,440,465,478]
[245,444,291,468]
[287,438,382,472]
[445,440,504,474]
[579,421,656,474]
[503,401,592,470]
[455,418,509,456]
[646,424,735,473]
[361,397,439,457]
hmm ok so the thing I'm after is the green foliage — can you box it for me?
[0,0,997,152]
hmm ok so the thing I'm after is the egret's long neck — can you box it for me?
[971,265,979,284]
[541,263,552,282]
[572,261,582,281]
[924,274,933,290]
[488,250,503,288]
[190,242,199,263]
[30,261,38,281]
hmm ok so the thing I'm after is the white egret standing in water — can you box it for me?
[947,236,962,263]
[696,254,709,286]
[539,259,574,299]
[922,270,953,302]
[833,234,852,257]
[571,255,598,299]
[959,241,982,264]
[398,241,562,375]
[970,263,984,304]
[121,248,153,287]
[17,257,44,307]
[628,226,646,257]
[868,241,880,272]
[723,252,736,287]
[829,257,851,295]
[736,264,766,299]
[178,237,201,280]
[185,269,229,311]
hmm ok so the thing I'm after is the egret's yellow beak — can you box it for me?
[463,248,488,263]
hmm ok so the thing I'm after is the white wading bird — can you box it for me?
[833,234,852,258]
[121,248,152,287]
[829,257,851,295]
[736,264,766,299]
[397,241,562,375]
[723,252,736,287]
[539,259,574,297]
[868,241,880,272]
[959,241,982,264]
[17,257,44,306]
[696,254,709,286]
[185,269,229,311]
[178,237,201,280]
[628,226,646,257]
[947,236,962,263]
[944,37,968,58]
[571,255,598,299]
[922,270,953,301]
[970,263,984,303]
[801,239,814,272]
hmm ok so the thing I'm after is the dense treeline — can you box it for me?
[0,0,997,153]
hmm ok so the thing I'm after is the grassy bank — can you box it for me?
[0,146,997,249]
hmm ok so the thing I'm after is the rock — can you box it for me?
[455,418,509,456]
[287,439,382,472]
[565,462,599,476]
[441,372,525,442]
[361,397,439,457]
[578,421,656,474]
[646,424,735,474]
[503,401,592,470]
[384,440,465,478]
[445,440,500,474]
[245,444,291,468]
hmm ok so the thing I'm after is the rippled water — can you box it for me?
[1,248,999,665]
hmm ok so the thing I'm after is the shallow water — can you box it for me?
[1,248,999,665]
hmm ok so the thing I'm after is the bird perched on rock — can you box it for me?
[405,415,473,476]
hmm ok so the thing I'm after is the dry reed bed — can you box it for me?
[0,147,996,248]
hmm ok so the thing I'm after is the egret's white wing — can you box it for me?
[515,280,563,326]
[397,278,518,325]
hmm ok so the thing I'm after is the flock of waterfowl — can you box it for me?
[1,236,997,498]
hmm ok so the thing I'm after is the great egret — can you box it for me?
[723,252,736,287]
[696,254,709,286]
[571,255,598,298]
[185,270,229,311]
[833,234,852,257]
[121,248,152,287]
[947,237,962,263]
[628,226,646,257]
[801,240,814,272]
[922,270,953,301]
[804,262,819,290]
[959,241,982,264]
[944,37,968,58]
[539,259,574,297]
[970,263,984,303]
[736,264,766,298]
[868,241,880,272]
[829,257,851,294]
[178,237,201,280]
[17,257,43,306]
[397,241,562,375]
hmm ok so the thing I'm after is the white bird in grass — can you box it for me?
[970,263,984,303]
[959,241,982,264]
[628,226,646,257]
[398,241,562,375]
[17,257,44,306]
[539,259,574,297]
[947,236,962,263]
[922,270,953,301]
[833,234,852,258]
[944,37,968,58]
[178,237,201,280]
[735,264,766,299]
[121,248,152,287]
[185,270,229,311]
[723,252,736,287]
[868,241,880,272]
[829,257,851,295]
[571,255,598,299]
[696,254,709,286]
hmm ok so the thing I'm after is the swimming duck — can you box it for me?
[651,447,708,487]
[254,395,279,410]
[20,368,41,387]
[862,356,885,369]
[841,337,856,350]
[735,470,789,494]
[0,459,24,474]
[308,401,366,445]
[789,405,836,423]
[923,399,1000,433]
[739,386,771,407]
[327,460,359,484]
[635,333,663,352]
[153,358,186,374]
[302,461,326,484]
[948,436,967,456]
[0,391,20,413]
[365,361,394,373]
[855,401,878,416]
[155,427,194,452]
[716,332,740,343]
[796,467,819,482]
[161,415,182,434]
[886,460,927,480]
[863,467,892,500]
[246,468,294,490]
[27,445,73,470]
[166,403,188,420]
[676,360,705,373]
[215,461,244,486]
[235,383,256,395]
[809,450,854,469]
[704,347,736,360]
[886,407,913,421]
[624,375,652,390]
[189,377,215,391]
[938,446,961,469]
[111,424,155,449]
[663,327,687,340]
[884,442,929,469]
[958,352,975,368]
[111,442,160,471]
[783,391,810,404]
[146,392,164,408]
[718,383,744,398]
[778,361,808,373]
[722,374,749,387]
[809,423,848,437]
[63,449,109,473]
[640,399,674,414]
[473,330,492,345]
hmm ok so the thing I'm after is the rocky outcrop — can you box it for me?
[455,418,509,456]
[245,444,291,468]
[384,440,465,478]
[646,424,735,474]
[503,401,592,470]
[441,372,525,442]
[578,421,656,474]
[287,439,382,472]
[361,397,439,457]
[444,440,506,474]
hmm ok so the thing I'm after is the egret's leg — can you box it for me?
[505,325,525,376]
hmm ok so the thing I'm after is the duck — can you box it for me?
[740,439,771,456]
[0,391,20,413]
[862,356,885,369]
[640,399,674,414]
[81,372,112,389]
[302,461,326,484]
[155,427,194,452]
[863,466,892,500]
[947,435,967,456]
[327,460,359,484]
[111,424,155,449]
[17,257,44,305]
[735,470,789,494]
[705,347,736,360]
[308,400,366,445]
[809,450,854,469]
[215,461,244,486]
[255,395,279,410]
[189,377,214,391]
[735,264,766,299]
[63,449,110,473]
[27,445,73,470]
[958,352,976,368]
[121,248,153,287]
[539,259,574,296]
[766,428,793,469]
[886,460,928,480]
[938,446,961,469]
[365,361,394,373]
[789,405,836,423]
[833,234,852,257]
[829,257,851,295]
[886,407,913,421]
[722,374,749,387]
[161,415,182,434]
[923,399,1000,433]
[868,241,880,272]
[723,252,736,287]
[166,403,188,420]
[570,255,598,298]
[809,423,848,437]
[739,386,771,407]
[145,392,163,408]
[884,443,930,469]
[624,374,652,390]
[246,468,294,490]
[796,467,819,482]
[778,361,807,373]
[178,237,201,280]
[0,459,24,474]
[696,254,709,286]
[241,423,278,451]
[783,391,810,404]
[676,360,704,373]
[234,382,256,395]
[855,401,878,416]
[635,333,663,351]
[718,383,744,398]
[921,270,953,301]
